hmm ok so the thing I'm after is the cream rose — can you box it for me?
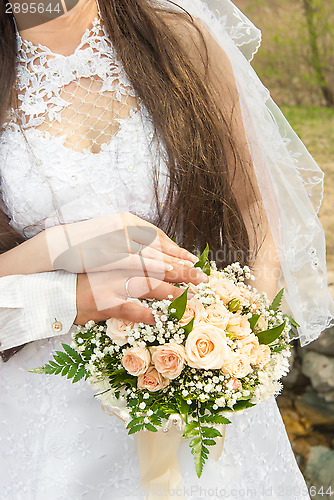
[221,353,252,378]
[137,365,170,392]
[208,275,243,305]
[203,303,232,330]
[151,343,187,379]
[238,286,253,303]
[185,324,229,370]
[179,298,206,326]
[106,318,136,346]
[254,344,271,367]
[121,347,151,376]
[238,333,260,364]
[226,313,252,339]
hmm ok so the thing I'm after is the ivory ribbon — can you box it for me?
[101,404,227,498]
[136,421,227,500]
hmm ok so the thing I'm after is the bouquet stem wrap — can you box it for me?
[136,421,227,499]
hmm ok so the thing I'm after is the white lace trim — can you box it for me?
[7,14,141,155]
[0,11,163,238]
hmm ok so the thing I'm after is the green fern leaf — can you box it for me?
[29,367,49,375]
[145,423,158,432]
[191,441,206,478]
[72,367,87,383]
[53,351,72,365]
[44,364,58,375]
[203,438,217,446]
[67,364,79,379]
[62,343,83,364]
[202,414,231,425]
[61,364,71,377]
[128,424,144,435]
[201,426,222,439]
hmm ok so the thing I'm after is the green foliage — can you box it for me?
[109,369,137,390]
[228,399,255,412]
[248,313,260,330]
[228,298,241,312]
[285,314,300,329]
[190,437,209,478]
[182,317,194,338]
[175,395,190,423]
[256,321,286,345]
[194,243,211,276]
[29,343,88,383]
[168,287,189,321]
[202,414,231,425]
[271,345,287,353]
[270,288,285,311]
[183,402,231,478]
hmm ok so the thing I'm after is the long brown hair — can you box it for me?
[0,0,265,361]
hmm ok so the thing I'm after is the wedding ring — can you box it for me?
[137,242,144,255]
[125,277,134,298]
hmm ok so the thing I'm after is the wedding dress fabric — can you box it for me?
[0,3,314,499]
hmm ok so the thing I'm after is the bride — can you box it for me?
[1,0,333,498]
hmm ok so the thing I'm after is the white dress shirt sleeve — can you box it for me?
[0,270,77,351]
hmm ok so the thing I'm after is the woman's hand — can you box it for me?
[46,212,198,275]
[75,269,201,326]
[0,213,206,288]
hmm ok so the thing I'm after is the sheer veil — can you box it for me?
[163,0,334,346]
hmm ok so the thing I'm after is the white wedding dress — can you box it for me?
[0,11,311,500]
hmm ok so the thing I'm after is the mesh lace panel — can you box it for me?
[12,16,141,154]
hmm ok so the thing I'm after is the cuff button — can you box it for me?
[52,320,63,332]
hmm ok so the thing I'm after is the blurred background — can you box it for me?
[233,0,334,496]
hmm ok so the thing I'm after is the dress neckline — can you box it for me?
[16,10,102,59]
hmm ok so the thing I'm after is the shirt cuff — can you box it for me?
[0,271,77,351]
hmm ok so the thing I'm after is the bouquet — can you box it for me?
[31,245,297,478]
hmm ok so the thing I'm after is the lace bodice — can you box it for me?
[0,14,167,238]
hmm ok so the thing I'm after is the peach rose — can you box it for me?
[106,318,136,346]
[238,333,260,364]
[151,343,187,379]
[238,287,254,303]
[203,303,232,330]
[185,324,229,370]
[221,353,252,378]
[226,313,252,339]
[208,275,244,306]
[179,298,206,326]
[121,347,151,376]
[232,378,242,390]
[137,365,170,392]
[254,344,271,367]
